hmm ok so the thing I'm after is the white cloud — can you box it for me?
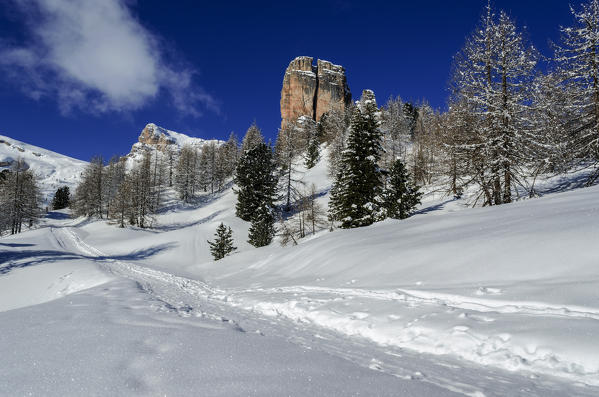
[0,0,218,116]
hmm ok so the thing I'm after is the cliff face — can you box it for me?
[315,59,352,122]
[137,123,176,150]
[280,56,351,128]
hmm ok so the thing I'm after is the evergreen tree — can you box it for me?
[241,122,265,153]
[207,223,237,260]
[383,159,422,219]
[52,186,70,210]
[329,90,384,228]
[248,204,275,247]
[234,143,277,221]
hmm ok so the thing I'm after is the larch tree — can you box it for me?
[451,4,538,205]
[553,0,599,182]
[175,145,198,203]
[0,160,41,235]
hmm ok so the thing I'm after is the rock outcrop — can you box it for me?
[126,123,223,166]
[280,56,351,128]
[137,123,177,150]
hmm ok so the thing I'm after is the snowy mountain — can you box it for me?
[0,124,222,203]
[125,123,223,167]
[0,134,87,204]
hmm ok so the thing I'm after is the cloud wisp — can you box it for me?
[0,0,218,116]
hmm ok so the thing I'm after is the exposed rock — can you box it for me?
[315,59,352,121]
[137,123,177,150]
[126,123,223,167]
[280,56,351,129]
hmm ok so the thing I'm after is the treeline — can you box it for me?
[72,135,239,228]
[378,0,599,206]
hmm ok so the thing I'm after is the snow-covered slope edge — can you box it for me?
[0,135,87,203]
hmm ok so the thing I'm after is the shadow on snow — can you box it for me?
[0,242,176,275]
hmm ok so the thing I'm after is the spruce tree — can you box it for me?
[383,159,422,220]
[247,204,275,247]
[234,143,277,221]
[208,223,237,260]
[329,90,384,228]
[52,186,70,210]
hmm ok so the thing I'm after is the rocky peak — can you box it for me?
[127,123,223,166]
[280,56,351,129]
[138,123,176,150]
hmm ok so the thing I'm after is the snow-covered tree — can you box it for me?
[383,159,422,219]
[323,107,351,178]
[234,143,277,222]
[380,96,411,168]
[553,0,599,181]
[248,204,275,247]
[329,90,385,228]
[220,131,240,178]
[175,145,198,203]
[73,156,104,217]
[52,186,70,210]
[241,122,265,153]
[451,4,539,205]
[0,160,41,235]
[208,223,237,260]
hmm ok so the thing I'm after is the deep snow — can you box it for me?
[1,142,599,395]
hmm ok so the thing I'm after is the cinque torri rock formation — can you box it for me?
[280,56,351,128]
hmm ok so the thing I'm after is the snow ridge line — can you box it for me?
[238,286,599,321]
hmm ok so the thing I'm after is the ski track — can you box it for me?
[233,285,599,321]
[53,226,599,397]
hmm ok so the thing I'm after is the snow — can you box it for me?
[0,135,87,204]
[2,145,599,395]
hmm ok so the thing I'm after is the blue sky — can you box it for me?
[0,0,574,161]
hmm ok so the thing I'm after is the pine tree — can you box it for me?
[234,143,277,221]
[383,159,422,219]
[52,186,70,210]
[248,204,275,247]
[207,223,237,260]
[329,90,384,228]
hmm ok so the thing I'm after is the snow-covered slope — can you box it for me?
[0,135,87,203]
[2,145,599,395]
